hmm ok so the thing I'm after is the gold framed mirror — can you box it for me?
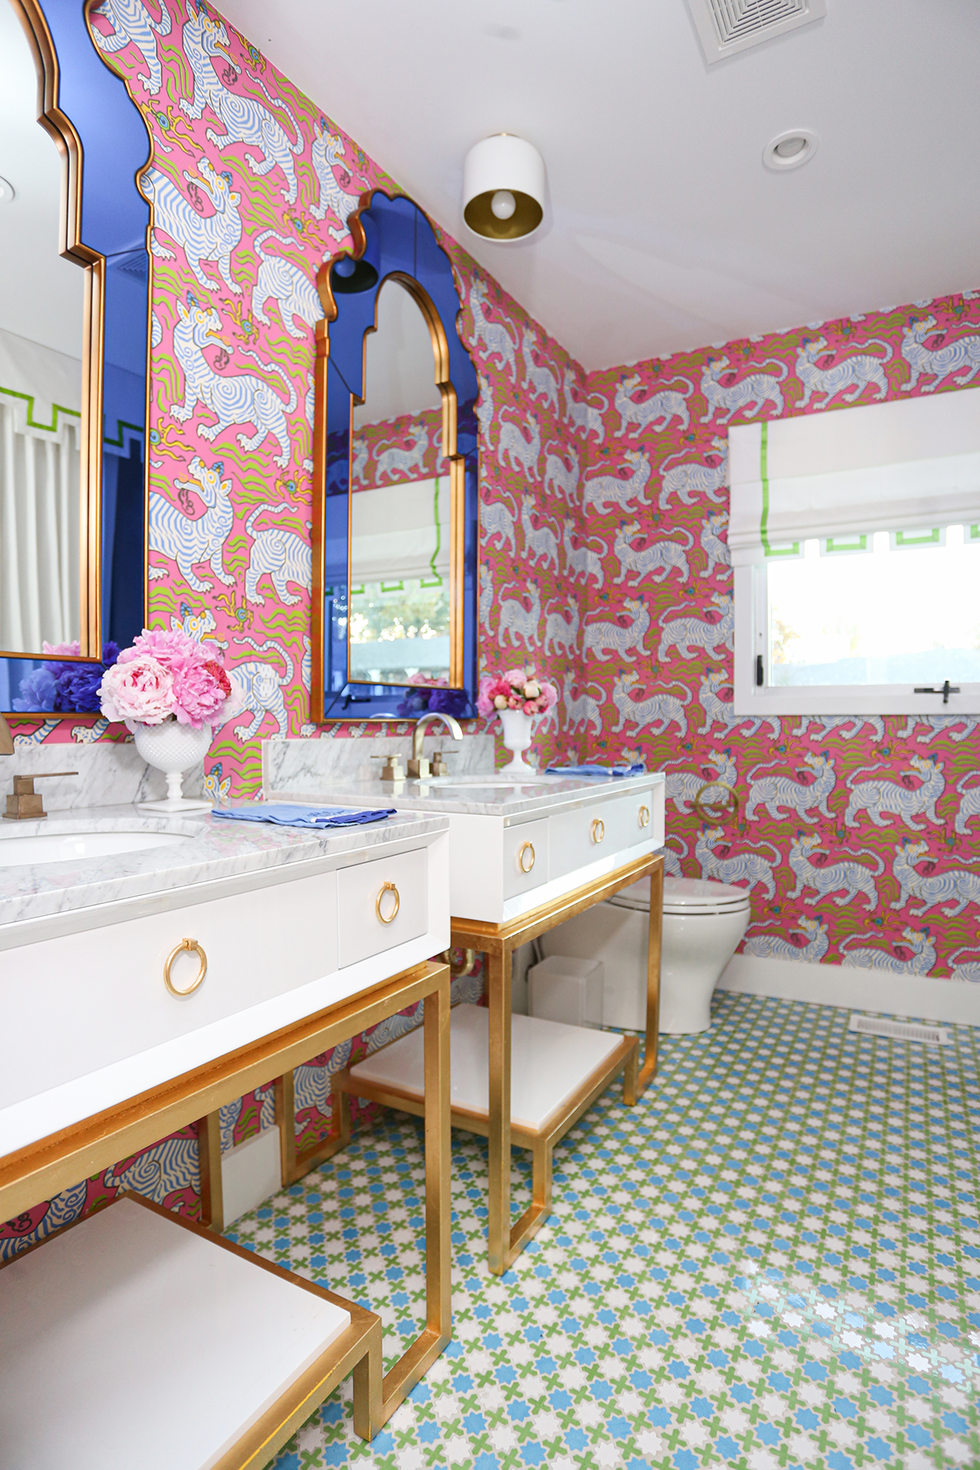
[0,0,150,712]
[311,191,480,722]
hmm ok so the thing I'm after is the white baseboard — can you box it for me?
[717,954,980,1028]
[220,1125,282,1227]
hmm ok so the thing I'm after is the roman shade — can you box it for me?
[728,386,980,566]
[350,476,449,585]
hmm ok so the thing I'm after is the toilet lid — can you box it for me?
[609,875,750,914]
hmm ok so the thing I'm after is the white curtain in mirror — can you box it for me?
[0,326,82,653]
[350,477,450,584]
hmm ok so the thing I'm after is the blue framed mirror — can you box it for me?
[311,192,479,721]
[0,0,149,714]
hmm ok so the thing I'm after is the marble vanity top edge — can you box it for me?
[0,803,449,936]
[268,770,665,819]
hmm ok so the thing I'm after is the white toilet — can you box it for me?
[540,874,750,1035]
[656,877,751,1034]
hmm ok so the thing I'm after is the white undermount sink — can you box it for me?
[0,830,190,866]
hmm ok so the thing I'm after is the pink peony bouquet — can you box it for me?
[99,628,241,731]
[477,664,558,718]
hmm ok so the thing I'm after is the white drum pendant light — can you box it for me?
[463,134,545,241]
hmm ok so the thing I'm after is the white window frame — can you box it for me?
[733,560,980,717]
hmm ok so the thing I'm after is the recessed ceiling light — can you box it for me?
[0,175,15,204]
[763,129,818,172]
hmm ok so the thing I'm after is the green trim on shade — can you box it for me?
[760,420,799,558]
[429,476,442,580]
[895,527,941,548]
[0,384,80,433]
[825,534,868,553]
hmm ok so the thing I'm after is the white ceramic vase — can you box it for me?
[133,719,213,813]
[497,708,537,775]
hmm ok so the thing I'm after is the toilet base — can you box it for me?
[659,907,749,1035]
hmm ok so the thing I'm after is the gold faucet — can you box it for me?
[0,713,12,757]
[410,712,462,779]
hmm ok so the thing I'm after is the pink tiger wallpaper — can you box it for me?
[3,0,978,1255]
[577,293,980,983]
[1,0,583,1252]
[352,408,446,490]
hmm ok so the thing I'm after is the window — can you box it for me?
[731,389,980,716]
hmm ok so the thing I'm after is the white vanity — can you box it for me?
[0,802,453,1464]
[264,739,667,1276]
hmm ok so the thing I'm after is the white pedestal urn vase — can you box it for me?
[497,709,537,775]
[133,720,213,813]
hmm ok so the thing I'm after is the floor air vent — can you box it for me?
[848,1015,949,1047]
[687,0,826,63]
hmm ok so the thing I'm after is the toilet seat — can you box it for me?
[609,875,750,917]
[662,877,750,917]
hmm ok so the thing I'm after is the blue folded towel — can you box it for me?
[544,762,647,778]
[212,803,396,829]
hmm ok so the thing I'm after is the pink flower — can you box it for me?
[42,639,81,657]
[522,700,538,715]
[118,627,206,671]
[99,656,174,725]
[503,667,527,687]
[539,681,558,711]
[171,659,232,729]
[507,694,521,709]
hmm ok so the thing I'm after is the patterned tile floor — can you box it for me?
[226,994,980,1470]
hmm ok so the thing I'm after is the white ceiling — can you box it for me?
[219,0,980,371]
[0,0,84,360]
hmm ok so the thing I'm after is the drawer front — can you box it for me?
[625,789,661,846]
[549,798,622,879]
[0,870,340,1112]
[503,819,550,900]
[336,848,428,969]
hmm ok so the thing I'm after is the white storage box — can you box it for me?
[528,954,604,1028]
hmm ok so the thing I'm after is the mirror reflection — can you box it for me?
[349,280,451,686]
[0,0,85,656]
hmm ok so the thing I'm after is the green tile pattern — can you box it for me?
[225,994,980,1469]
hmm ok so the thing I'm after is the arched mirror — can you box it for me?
[312,191,479,721]
[0,0,150,713]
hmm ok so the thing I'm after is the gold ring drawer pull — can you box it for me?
[518,841,535,874]
[163,938,207,997]
[591,817,605,844]
[375,881,400,925]
[638,805,650,828]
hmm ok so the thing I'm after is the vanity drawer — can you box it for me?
[336,848,428,968]
[0,870,341,1114]
[503,819,549,900]
[549,798,625,878]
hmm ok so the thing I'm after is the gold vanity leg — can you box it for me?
[486,940,513,1275]
[351,1315,384,1441]
[275,1070,353,1188]
[196,1111,224,1232]
[378,962,452,1418]
[636,856,664,1098]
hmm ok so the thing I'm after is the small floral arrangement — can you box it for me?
[477,664,557,718]
[99,627,241,731]
[396,672,469,720]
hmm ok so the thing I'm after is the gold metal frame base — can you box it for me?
[0,960,453,1441]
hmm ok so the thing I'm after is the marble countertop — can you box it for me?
[268,769,666,820]
[0,803,449,934]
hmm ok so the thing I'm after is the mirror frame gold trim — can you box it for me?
[0,0,151,677]
[311,190,470,722]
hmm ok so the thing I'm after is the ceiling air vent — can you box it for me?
[848,1015,949,1047]
[687,0,826,63]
